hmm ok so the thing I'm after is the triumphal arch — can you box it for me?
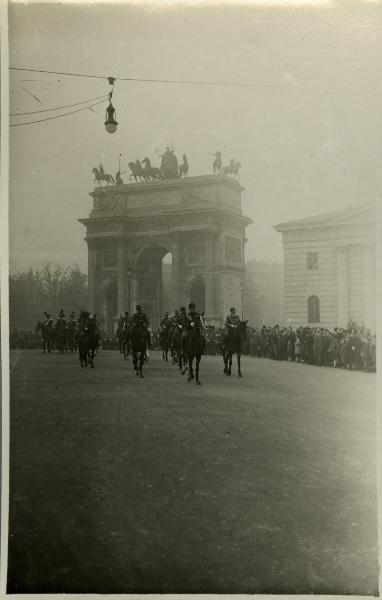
[80,175,251,332]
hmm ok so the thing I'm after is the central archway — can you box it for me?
[104,280,118,334]
[135,244,172,329]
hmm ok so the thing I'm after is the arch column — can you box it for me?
[117,239,126,315]
[171,235,181,309]
[87,239,97,314]
[204,231,215,317]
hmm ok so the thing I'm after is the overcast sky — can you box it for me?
[8,0,382,273]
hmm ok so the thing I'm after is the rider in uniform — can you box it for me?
[225,307,241,330]
[160,312,170,329]
[186,302,206,352]
[177,306,189,350]
[57,308,66,322]
[132,304,151,346]
[132,304,149,328]
[176,306,188,328]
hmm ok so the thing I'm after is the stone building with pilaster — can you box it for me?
[274,202,376,330]
[80,175,251,333]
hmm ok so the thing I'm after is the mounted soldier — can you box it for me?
[183,302,205,384]
[67,311,78,353]
[132,304,149,330]
[222,307,247,377]
[55,309,67,353]
[225,307,241,330]
[159,312,171,362]
[130,305,150,377]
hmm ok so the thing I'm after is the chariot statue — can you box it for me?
[159,146,179,179]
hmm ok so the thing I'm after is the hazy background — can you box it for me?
[8,0,382,273]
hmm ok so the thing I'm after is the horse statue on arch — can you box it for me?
[92,164,115,186]
[210,151,222,175]
[221,159,241,179]
[178,154,189,177]
[128,159,145,183]
[141,157,162,180]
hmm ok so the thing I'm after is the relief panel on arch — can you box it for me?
[225,236,242,266]
[187,243,205,266]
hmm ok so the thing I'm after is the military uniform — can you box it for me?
[225,313,241,328]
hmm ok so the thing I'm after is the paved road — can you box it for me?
[7,350,378,594]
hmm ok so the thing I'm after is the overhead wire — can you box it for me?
[10,98,108,127]
[10,94,108,116]
[9,66,305,89]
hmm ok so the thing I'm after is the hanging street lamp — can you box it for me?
[105,77,118,134]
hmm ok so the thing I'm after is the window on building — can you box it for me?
[307,295,320,323]
[307,252,319,270]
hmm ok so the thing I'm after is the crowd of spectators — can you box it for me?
[245,322,376,372]
[10,321,376,373]
[10,329,42,349]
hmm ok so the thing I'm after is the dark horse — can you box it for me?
[36,320,54,353]
[78,313,99,368]
[117,323,130,360]
[130,324,148,378]
[55,319,67,353]
[172,324,187,375]
[67,320,78,353]
[159,325,170,361]
[221,321,248,377]
[183,326,204,385]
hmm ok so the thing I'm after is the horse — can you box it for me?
[116,323,130,360]
[171,324,188,375]
[55,319,67,353]
[141,157,162,180]
[67,320,78,353]
[167,323,179,364]
[129,159,147,183]
[159,325,170,361]
[221,160,241,179]
[92,166,115,186]
[35,320,54,353]
[179,154,189,177]
[78,314,99,368]
[221,321,248,377]
[183,326,204,385]
[130,324,149,377]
